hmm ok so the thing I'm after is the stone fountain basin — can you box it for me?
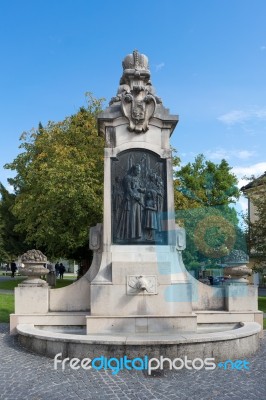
[33,322,242,335]
[16,322,261,362]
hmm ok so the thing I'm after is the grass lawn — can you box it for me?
[0,277,75,291]
[0,278,27,290]
[55,278,76,288]
[258,297,266,313]
[0,294,14,323]
[0,278,76,323]
[258,297,266,328]
[63,274,77,280]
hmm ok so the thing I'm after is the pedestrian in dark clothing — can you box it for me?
[11,261,17,278]
[59,263,65,279]
[55,262,60,277]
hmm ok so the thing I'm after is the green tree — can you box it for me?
[4,94,105,261]
[174,154,239,208]
[174,154,244,271]
[0,184,28,261]
[0,220,8,263]
[248,187,266,270]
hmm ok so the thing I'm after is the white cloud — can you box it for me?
[236,196,248,214]
[218,107,266,126]
[232,162,266,189]
[206,148,256,161]
[232,163,266,215]
[232,162,266,177]
[218,110,250,125]
[236,150,256,160]
[206,149,229,160]
[155,62,165,71]
[255,109,266,118]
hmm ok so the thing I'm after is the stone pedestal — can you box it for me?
[90,245,192,317]
[15,286,49,314]
[225,285,258,312]
[14,249,50,315]
[46,271,56,288]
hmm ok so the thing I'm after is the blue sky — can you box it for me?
[0,0,265,213]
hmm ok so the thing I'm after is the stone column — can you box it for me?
[88,51,194,330]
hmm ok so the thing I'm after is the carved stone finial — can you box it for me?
[21,249,47,263]
[222,250,249,265]
[19,249,48,287]
[109,50,162,134]
[222,250,251,285]
[122,50,150,73]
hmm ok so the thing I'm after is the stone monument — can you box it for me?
[10,51,262,362]
[87,50,195,333]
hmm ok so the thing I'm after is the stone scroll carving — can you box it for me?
[112,150,167,245]
[110,50,162,134]
[89,223,103,251]
[175,226,186,251]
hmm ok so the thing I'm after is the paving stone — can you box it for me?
[0,323,265,400]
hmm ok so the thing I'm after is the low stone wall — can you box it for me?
[188,274,225,311]
[49,276,90,312]
[16,322,261,361]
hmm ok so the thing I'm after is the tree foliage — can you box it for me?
[0,219,8,263]
[4,94,105,260]
[174,154,244,269]
[174,154,239,209]
[0,184,28,261]
[248,186,266,270]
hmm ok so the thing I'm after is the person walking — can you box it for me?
[59,263,66,279]
[55,262,60,277]
[10,261,17,278]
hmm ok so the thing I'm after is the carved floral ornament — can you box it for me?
[110,50,162,134]
[21,249,47,263]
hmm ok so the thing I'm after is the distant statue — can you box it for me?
[144,189,158,240]
[155,172,164,231]
[116,164,146,240]
[147,171,164,232]
[112,177,123,224]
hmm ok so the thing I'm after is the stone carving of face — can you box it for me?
[133,164,141,176]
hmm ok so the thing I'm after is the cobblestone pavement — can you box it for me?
[0,324,265,400]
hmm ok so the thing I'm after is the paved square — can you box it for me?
[0,324,265,400]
